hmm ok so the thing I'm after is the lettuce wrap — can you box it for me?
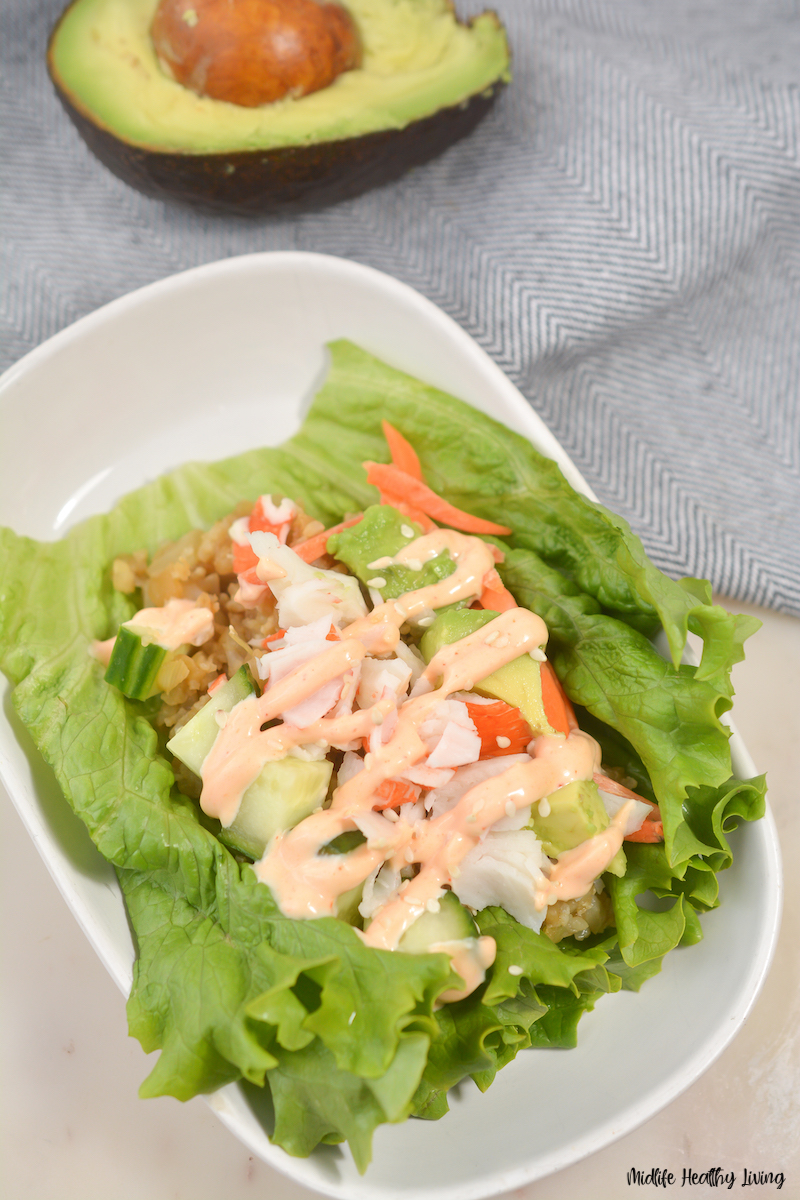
[0,340,766,1170]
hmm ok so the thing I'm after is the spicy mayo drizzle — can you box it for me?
[199,528,626,973]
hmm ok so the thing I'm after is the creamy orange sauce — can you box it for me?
[127,598,214,650]
[196,526,624,990]
[430,936,498,1005]
[92,598,214,665]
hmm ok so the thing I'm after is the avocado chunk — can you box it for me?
[420,608,556,737]
[328,504,456,600]
[47,0,511,212]
[529,779,626,878]
[219,757,333,860]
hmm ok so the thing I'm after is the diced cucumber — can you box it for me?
[398,889,477,954]
[218,757,332,860]
[105,624,170,700]
[166,665,256,775]
[167,664,331,861]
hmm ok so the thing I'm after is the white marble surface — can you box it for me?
[1,599,797,1200]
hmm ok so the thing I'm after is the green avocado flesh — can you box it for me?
[50,0,511,154]
[328,505,456,600]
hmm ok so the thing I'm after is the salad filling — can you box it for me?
[99,423,661,997]
[0,340,767,1170]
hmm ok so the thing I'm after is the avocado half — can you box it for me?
[47,0,511,213]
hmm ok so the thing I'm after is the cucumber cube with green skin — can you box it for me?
[529,778,626,877]
[420,608,556,737]
[167,665,332,861]
[327,504,456,600]
[166,665,256,775]
[398,890,477,954]
[218,757,332,861]
[104,624,171,700]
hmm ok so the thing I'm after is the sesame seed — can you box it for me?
[214,710,228,729]
[494,634,510,649]
[406,558,423,572]
[418,616,434,627]
[450,865,461,878]
[384,808,399,822]
[401,525,415,539]
[425,898,441,914]
[529,647,546,662]
[404,848,415,863]
[371,709,384,725]
[505,800,516,817]
[496,735,511,748]
[484,630,499,644]
[538,798,551,817]
[367,576,387,589]
[348,1011,356,1025]
[508,965,523,976]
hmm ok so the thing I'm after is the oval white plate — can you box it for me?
[0,252,782,1200]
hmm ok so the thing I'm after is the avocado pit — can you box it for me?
[150,0,362,107]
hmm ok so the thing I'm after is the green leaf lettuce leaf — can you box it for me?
[0,340,765,1168]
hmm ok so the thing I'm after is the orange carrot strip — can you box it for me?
[381,421,423,480]
[293,515,364,563]
[373,778,421,810]
[540,661,577,737]
[465,700,532,757]
[478,568,518,612]
[375,489,437,532]
[364,462,512,536]
[233,541,259,573]
[207,673,227,695]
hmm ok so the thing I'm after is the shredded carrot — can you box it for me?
[232,541,259,573]
[381,421,423,480]
[293,515,364,563]
[593,772,664,843]
[465,700,532,756]
[374,489,437,532]
[364,461,512,536]
[540,661,576,737]
[478,568,518,612]
[373,778,421,810]
[207,674,227,695]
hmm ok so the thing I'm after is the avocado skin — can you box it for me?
[47,9,506,214]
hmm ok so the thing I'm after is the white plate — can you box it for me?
[0,252,782,1200]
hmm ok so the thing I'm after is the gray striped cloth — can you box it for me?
[3,0,799,616]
